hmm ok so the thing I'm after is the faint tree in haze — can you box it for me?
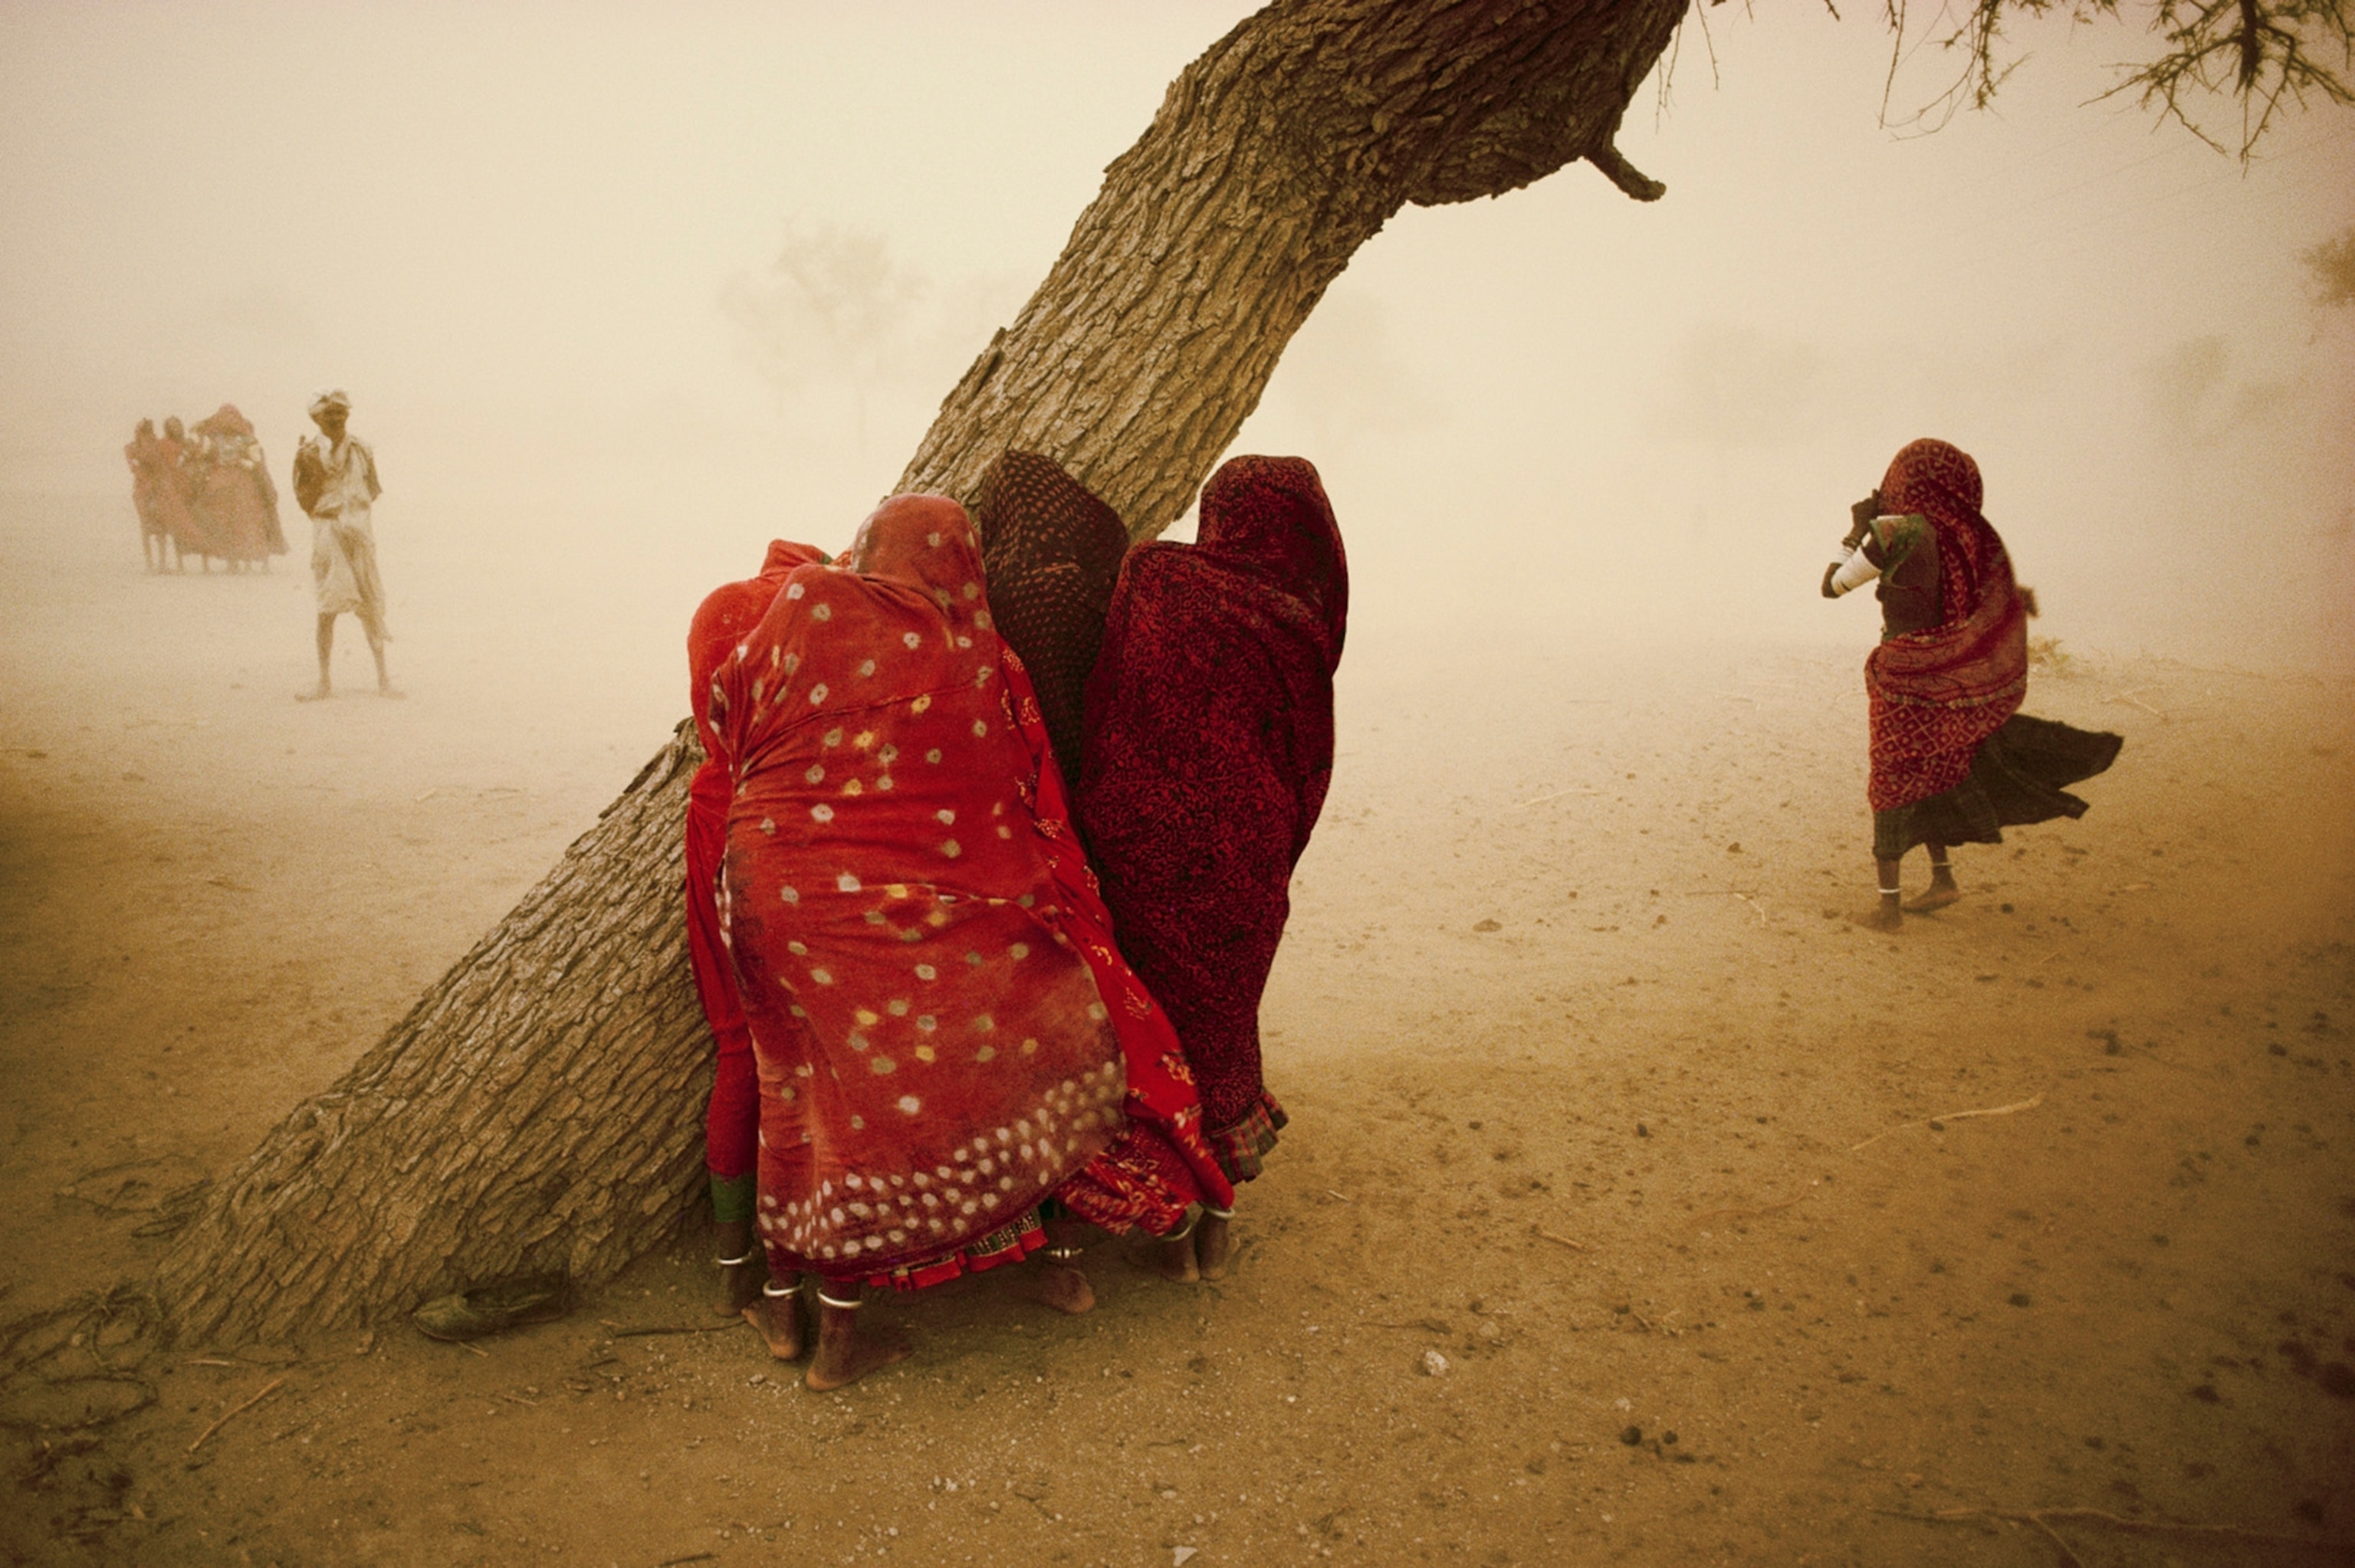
[149,0,2355,1346]
[720,224,925,453]
[2304,223,2355,306]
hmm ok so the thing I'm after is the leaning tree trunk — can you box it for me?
[158,0,1685,1345]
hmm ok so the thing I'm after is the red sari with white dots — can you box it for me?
[712,494,1231,1288]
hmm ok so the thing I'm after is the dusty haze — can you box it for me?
[4,5,2354,1566]
[2,2,2350,676]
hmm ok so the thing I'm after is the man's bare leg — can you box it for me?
[744,1275,806,1361]
[1907,842,1961,911]
[1851,855,1903,931]
[804,1284,910,1390]
[713,1219,762,1317]
[1151,1207,1203,1284]
[297,613,336,700]
[1194,1204,1234,1281]
[364,621,399,697]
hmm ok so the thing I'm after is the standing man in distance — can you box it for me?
[292,389,395,699]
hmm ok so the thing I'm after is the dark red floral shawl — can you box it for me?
[712,496,1227,1280]
[1864,439,2028,812]
[1076,456,1346,1165]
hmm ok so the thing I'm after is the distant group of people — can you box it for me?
[124,406,288,572]
[682,451,1345,1388]
[123,389,396,698]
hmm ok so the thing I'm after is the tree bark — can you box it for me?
[156,0,1687,1345]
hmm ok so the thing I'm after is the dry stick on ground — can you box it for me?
[1693,1176,1826,1228]
[1536,1228,1590,1251]
[1877,1504,2334,1560]
[186,1374,285,1454]
[1849,1093,2045,1154]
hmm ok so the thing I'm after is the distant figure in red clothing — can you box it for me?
[1077,455,1348,1283]
[125,419,170,572]
[684,539,829,1324]
[1821,438,2120,930]
[186,404,287,571]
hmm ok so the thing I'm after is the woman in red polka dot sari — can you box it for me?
[710,494,1231,1389]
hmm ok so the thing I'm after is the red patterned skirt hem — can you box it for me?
[1206,1091,1288,1185]
[821,1209,1047,1293]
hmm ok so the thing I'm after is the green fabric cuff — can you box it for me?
[710,1172,757,1225]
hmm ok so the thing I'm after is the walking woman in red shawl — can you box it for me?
[685,539,829,1319]
[1076,455,1347,1282]
[1822,438,2121,930]
[711,494,1230,1389]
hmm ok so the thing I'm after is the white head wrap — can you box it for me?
[308,388,352,418]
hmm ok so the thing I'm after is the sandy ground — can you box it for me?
[3,487,2353,1568]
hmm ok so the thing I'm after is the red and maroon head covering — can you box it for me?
[1864,438,2030,812]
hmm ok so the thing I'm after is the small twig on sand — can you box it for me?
[1693,1177,1823,1228]
[461,1340,490,1358]
[1536,1228,1589,1251]
[608,1322,745,1340]
[186,1375,286,1453]
[1511,788,1601,809]
[655,1555,719,1567]
[1850,1094,2045,1154]
[2107,691,2167,720]
[1325,1189,1353,1204]
[1683,889,1767,923]
[1877,1504,2326,1559]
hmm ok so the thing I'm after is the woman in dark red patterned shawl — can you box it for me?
[971,450,1131,786]
[712,494,1230,1388]
[1076,455,1346,1282]
[685,539,829,1320]
[1823,438,2120,929]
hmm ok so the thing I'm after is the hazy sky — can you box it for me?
[3,2,2349,670]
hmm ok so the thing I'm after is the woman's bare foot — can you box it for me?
[295,684,332,702]
[715,1261,764,1317]
[1195,1211,1233,1281]
[1037,1262,1096,1314]
[1152,1231,1200,1284]
[742,1291,806,1360]
[804,1299,910,1390]
[1849,902,1903,932]
[1906,861,1961,912]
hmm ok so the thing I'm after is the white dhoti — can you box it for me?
[311,503,387,632]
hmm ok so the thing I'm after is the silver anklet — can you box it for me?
[1202,1203,1235,1221]
[716,1248,760,1268]
[1042,1245,1083,1262]
[761,1278,803,1298]
[815,1289,863,1310]
[1162,1207,1201,1242]
[1878,887,1901,896]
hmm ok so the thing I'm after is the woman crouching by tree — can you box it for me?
[1823,438,2122,930]
[710,494,1230,1389]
